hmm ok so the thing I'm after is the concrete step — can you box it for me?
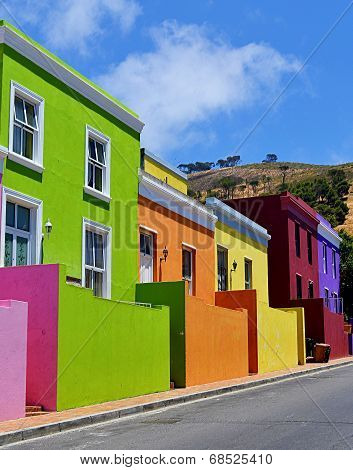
[26,411,49,417]
[26,405,42,413]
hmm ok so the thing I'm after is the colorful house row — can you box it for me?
[0,20,170,421]
[0,20,347,423]
[226,193,347,359]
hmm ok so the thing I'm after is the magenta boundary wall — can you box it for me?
[0,265,59,410]
[0,300,28,421]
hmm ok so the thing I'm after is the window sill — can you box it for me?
[8,151,44,174]
[84,186,111,203]
[0,145,8,160]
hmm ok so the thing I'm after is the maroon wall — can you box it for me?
[290,298,347,359]
[216,289,258,373]
[225,193,319,307]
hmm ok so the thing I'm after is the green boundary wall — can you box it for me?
[136,281,186,387]
[57,266,170,410]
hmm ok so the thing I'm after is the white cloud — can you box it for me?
[1,0,141,53]
[96,21,301,154]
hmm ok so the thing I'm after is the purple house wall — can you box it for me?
[316,214,341,311]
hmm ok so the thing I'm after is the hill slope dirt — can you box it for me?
[187,162,353,235]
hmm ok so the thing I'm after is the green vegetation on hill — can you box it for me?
[288,169,349,227]
[339,230,353,318]
[188,161,353,232]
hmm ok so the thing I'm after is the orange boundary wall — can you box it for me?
[185,294,248,386]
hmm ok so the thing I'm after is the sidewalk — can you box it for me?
[1,356,352,446]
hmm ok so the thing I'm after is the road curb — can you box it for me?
[1,359,352,447]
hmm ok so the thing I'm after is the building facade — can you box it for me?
[206,197,305,374]
[0,21,170,413]
[317,214,341,312]
[137,152,249,386]
[225,192,320,307]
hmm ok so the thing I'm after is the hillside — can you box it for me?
[187,161,353,234]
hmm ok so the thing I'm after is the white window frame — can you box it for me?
[139,229,154,283]
[323,242,327,274]
[82,218,111,299]
[8,81,45,173]
[0,187,43,267]
[244,257,253,290]
[332,249,337,279]
[182,243,194,295]
[84,125,111,203]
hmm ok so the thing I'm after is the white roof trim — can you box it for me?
[143,149,188,181]
[139,169,217,230]
[318,221,341,248]
[206,197,271,244]
[0,24,144,134]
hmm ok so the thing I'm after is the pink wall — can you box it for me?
[0,265,59,411]
[0,300,28,421]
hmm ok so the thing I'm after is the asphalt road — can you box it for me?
[4,364,353,450]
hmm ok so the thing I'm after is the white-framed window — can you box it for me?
[82,218,111,298]
[84,126,111,203]
[0,187,42,267]
[8,81,44,173]
[323,242,327,274]
[332,249,337,279]
[182,244,194,295]
[217,246,228,292]
[139,230,154,283]
[244,258,252,290]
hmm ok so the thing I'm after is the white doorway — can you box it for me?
[140,231,154,283]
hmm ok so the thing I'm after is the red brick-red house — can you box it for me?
[225,192,320,306]
[225,192,348,359]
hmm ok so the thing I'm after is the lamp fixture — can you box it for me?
[231,260,237,272]
[160,246,169,263]
[45,218,53,239]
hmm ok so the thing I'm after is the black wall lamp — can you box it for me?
[160,246,169,263]
[231,260,238,272]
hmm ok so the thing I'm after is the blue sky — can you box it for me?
[1,0,353,168]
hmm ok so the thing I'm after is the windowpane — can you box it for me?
[25,101,37,129]
[13,124,22,154]
[85,268,93,289]
[14,96,25,123]
[182,249,192,278]
[307,232,312,265]
[16,236,28,266]
[85,231,94,266]
[95,166,103,192]
[88,139,96,161]
[323,244,327,273]
[17,205,30,232]
[94,233,104,269]
[296,274,302,299]
[245,259,252,290]
[4,233,13,267]
[22,129,33,160]
[140,233,146,254]
[332,251,337,279]
[88,163,94,188]
[6,202,15,227]
[217,248,228,291]
[96,141,105,165]
[93,271,103,297]
[295,223,301,257]
[308,281,314,299]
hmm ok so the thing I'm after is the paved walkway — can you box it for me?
[1,357,352,435]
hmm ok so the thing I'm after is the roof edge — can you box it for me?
[0,21,144,134]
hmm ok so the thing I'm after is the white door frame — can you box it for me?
[0,187,43,267]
